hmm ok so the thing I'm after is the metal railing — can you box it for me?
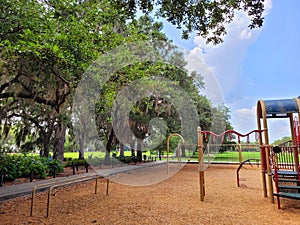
[30,174,109,217]
[270,146,299,171]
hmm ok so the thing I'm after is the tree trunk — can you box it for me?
[39,121,55,157]
[130,141,135,157]
[79,131,85,159]
[158,149,162,160]
[136,139,143,163]
[42,134,51,158]
[119,142,124,158]
[53,122,66,161]
[105,128,115,165]
[181,144,186,157]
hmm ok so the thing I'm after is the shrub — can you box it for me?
[64,159,86,167]
[47,159,64,176]
[29,160,48,179]
[0,154,64,181]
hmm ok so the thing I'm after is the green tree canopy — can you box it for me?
[111,0,265,44]
[0,0,262,158]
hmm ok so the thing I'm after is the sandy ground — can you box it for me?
[0,164,299,225]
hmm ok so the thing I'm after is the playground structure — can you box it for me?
[166,132,205,201]
[197,128,266,202]
[167,131,205,202]
[195,97,300,207]
[166,133,185,174]
[199,129,265,164]
[27,96,300,213]
[257,97,300,208]
[236,158,260,187]
[46,96,298,209]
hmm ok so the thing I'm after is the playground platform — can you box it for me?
[0,161,168,202]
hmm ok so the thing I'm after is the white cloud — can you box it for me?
[183,48,224,106]
[189,1,273,104]
[174,1,279,141]
[231,106,291,143]
[232,107,257,135]
[268,119,291,142]
[264,0,273,15]
[183,1,275,137]
[240,28,252,40]
[191,12,263,103]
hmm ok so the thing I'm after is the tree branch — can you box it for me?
[0,74,21,93]
[0,92,57,108]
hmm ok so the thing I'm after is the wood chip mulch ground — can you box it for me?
[0,164,299,225]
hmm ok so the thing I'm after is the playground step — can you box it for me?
[273,170,298,177]
[273,192,300,200]
[278,185,300,189]
[277,178,299,183]
[277,170,298,175]
[278,186,300,193]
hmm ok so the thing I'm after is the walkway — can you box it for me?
[0,161,167,202]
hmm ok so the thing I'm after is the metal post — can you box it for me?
[198,127,205,202]
[265,145,274,203]
[30,170,33,182]
[71,162,75,175]
[30,187,36,217]
[238,144,242,163]
[178,144,181,168]
[106,178,109,195]
[207,144,210,165]
[167,135,170,175]
[85,161,89,173]
[53,166,56,178]
[46,187,52,217]
[0,174,4,187]
[95,176,98,194]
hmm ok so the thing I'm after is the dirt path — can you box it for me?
[0,164,299,225]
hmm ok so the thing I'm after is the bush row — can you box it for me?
[0,155,64,181]
[0,154,158,183]
[63,156,148,168]
[64,157,105,167]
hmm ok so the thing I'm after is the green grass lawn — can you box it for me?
[12,150,299,165]
[166,151,261,163]
[63,150,154,159]
[209,151,260,162]
[64,151,106,159]
[13,149,261,163]
[64,151,299,164]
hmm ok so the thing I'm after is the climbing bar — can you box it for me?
[200,129,267,138]
[46,175,102,218]
[30,174,98,217]
[30,174,106,217]
[236,158,260,187]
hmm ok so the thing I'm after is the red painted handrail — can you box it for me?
[200,129,266,138]
[200,129,267,143]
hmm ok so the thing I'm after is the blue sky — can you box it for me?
[161,0,300,143]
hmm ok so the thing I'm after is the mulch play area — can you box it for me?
[0,164,299,225]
